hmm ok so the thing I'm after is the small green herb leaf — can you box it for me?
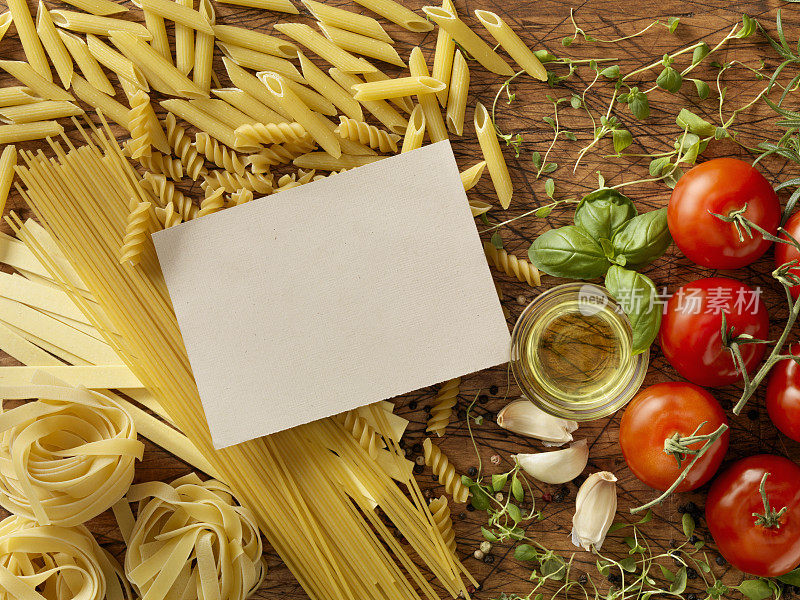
[735,579,774,600]
[511,475,524,502]
[656,66,683,93]
[627,88,650,119]
[574,188,637,241]
[533,49,556,63]
[692,42,710,65]
[491,232,504,249]
[619,557,637,572]
[542,162,558,174]
[676,108,716,136]
[667,16,680,33]
[691,78,710,99]
[736,14,757,39]
[570,95,582,109]
[481,526,498,541]
[562,131,577,141]
[682,513,695,538]
[670,567,687,594]
[605,266,662,355]
[779,568,800,586]
[529,226,610,279]
[611,207,672,266]
[600,65,620,79]
[492,473,508,491]
[545,178,555,198]
[612,129,633,154]
[506,502,522,523]
[649,156,671,177]
[471,485,490,510]
[535,205,553,217]
[531,150,542,168]
[514,544,539,561]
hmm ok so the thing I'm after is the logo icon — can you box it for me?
[577,284,608,317]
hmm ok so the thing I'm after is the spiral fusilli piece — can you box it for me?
[246,146,303,172]
[234,122,309,147]
[337,410,381,459]
[274,169,315,193]
[122,474,266,600]
[194,132,245,175]
[0,515,133,600]
[197,187,225,217]
[155,202,183,228]
[202,169,274,194]
[229,188,253,206]
[120,201,152,265]
[426,377,460,437]
[131,147,184,180]
[335,116,400,153]
[127,90,154,160]
[483,241,541,287]
[428,496,457,555]
[423,438,469,503]
[165,113,206,180]
[140,172,198,220]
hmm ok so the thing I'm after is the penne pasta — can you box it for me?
[218,43,305,81]
[222,57,291,119]
[318,23,405,67]
[190,98,257,128]
[212,88,288,125]
[193,0,216,93]
[275,76,337,116]
[142,10,171,61]
[329,68,407,134]
[0,60,75,102]
[460,160,486,192]
[351,0,433,32]
[70,74,132,129]
[0,87,43,108]
[446,49,469,136]
[8,0,52,81]
[50,10,153,39]
[213,25,298,58]
[292,151,382,170]
[60,0,128,16]
[35,2,74,88]
[261,72,341,157]
[469,198,491,216]
[297,52,363,121]
[274,23,375,74]
[474,10,547,81]
[352,76,445,101]
[87,34,148,90]
[0,12,12,44]
[401,105,425,153]
[302,0,393,44]
[161,98,246,151]
[216,0,299,12]
[422,6,514,76]
[474,102,512,208]
[0,145,16,218]
[363,68,413,114]
[409,47,448,142]
[133,0,214,34]
[174,0,194,75]
[0,121,64,144]
[59,30,116,96]
[431,0,456,107]
[0,100,84,124]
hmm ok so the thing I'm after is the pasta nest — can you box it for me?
[122,474,267,600]
[0,515,133,600]
[0,383,144,527]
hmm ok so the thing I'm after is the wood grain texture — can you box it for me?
[1,0,799,598]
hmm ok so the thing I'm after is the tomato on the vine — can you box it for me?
[619,382,729,492]
[766,343,800,442]
[659,277,769,387]
[668,158,780,269]
[706,454,800,577]
[774,210,800,299]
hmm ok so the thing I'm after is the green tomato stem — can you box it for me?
[663,420,721,467]
[752,472,788,529]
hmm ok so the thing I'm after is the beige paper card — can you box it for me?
[153,141,510,448]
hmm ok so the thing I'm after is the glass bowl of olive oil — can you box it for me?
[510,282,648,421]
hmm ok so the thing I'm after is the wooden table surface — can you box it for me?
[2,0,800,598]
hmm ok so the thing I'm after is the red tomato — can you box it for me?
[659,277,769,387]
[619,382,729,492]
[766,343,800,442]
[706,455,800,577]
[774,210,800,299]
[668,158,779,269]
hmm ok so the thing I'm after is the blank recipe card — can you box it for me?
[153,141,510,448]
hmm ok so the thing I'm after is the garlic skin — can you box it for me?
[496,399,578,446]
[571,471,618,551]
[514,439,589,485]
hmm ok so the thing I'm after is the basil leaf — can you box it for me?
[778,568,800,586]
[611,207,672,266]
[600,65,620,79]
[491,473,508,491]
[676,108,716,136]
[605,266,661,355]
[529,226,610,279]
[574,188,637,241]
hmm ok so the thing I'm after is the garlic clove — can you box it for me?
[496,398,578,446]
[571,471,618,552]
[514,439,589,485]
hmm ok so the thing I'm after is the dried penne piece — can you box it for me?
[61,0,128,16]
[8,0,52,81]
[329,68,407,134]
[401,105,425,153]
[174,0,194,75]
[193,0,216,93]
[474,102,512,208]
[0,12,12,44]
[460,160,486,191]
[59,30,115,96]
[218,43,305,81]
[0,60,74,102]
[422,6,514,76]
[142,10,171,61]
[431,0,456,107]
[363,67,413,114]
[70,74,132,129]
[0,121,64,144]
[191,98,257,129]
[263,74,336,116]
[474,10,547,81]
[0,87,42,108]
[161,98,243,150]
[274,22,375,74]
[0,145,16,217]
[217,0,299,13]
[132,0,213,35]
[212,88,288,125]
[292,151,382,171]
[469,198,491,217]
[0,100,83,124]
[318,23,405,67]
[36,2,74,88]
[446,49,469,136]
[261,72,341,158]
[352,76,445,101]
[223,57,290,120]
[297,52,362,121]
[50,10,153,39]
[302,0,393,44]
[409,47,448,143]
[213,25,298,58]
[86,34,149,91]
[352,0,433,32]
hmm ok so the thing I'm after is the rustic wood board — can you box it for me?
[1,0,800,597]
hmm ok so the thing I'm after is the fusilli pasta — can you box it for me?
[194,131,245,175]
[197,187,225,217]
[229,187,253,205]
[234,121,309,147]
[127,90,153,160]
[202,169,274,194]
[140,172,198,220]
[164,112,205,180]
[483,241,541,287]
[335,116,400,153]
[119,200,151,265]
[274,168,315,193]
[155,201,183,228]
[337,410,381,459]
[423,438,469,503]
[129,146,184,181]
[426,377,459,437]
[428,496,457,555]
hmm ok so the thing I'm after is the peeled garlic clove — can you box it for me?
[496,399,578,446]
[571,471,618,551]
[514,439,589,485]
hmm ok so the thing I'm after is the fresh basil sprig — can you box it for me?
[528,189,671,354]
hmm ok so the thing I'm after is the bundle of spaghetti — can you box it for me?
[335,116,400,153]
[0,380,144,526]
[0,514,133,600]
[117,473,266,600]
[426,377,460,437]
[234,121,309,147]
[201,168,274,194]
[140,172,198,220]
[165,113,206,180]
[11,120,476,600]
[127,145,184,180]
[127,90,153,160]
[194,131,245,175]
[483,241,541,287]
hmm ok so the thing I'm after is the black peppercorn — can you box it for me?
[686,567,698,580]
[607,573,620,584]
[479,394,489,404]
[458,512,466,521]
[578,573,587,585]
[412,443,422,453]
[432,474,439,481]
[423,404,431,413]
[466,504,475,512]
[489,385,499,395]
[688,535,699,544]
[687,594,697,600]
[715,555,726,566]
[482,554,494,564]
[413,464,423,475]
[552,492,564,502]
[409,401,418,410]
[747,408,759,420]
[468,466,478,477]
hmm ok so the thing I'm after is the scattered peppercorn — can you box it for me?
[412,443,423,454]
[490,385,499,395]
[578,573,588,585]
[688,535,699,544]
[432,474,439,481]
[409,401,418,410]
[479,394,489,404]
[458,512,466,521]
[423,404,431,413]
[669,539,678,549]
[553,492,564,502]
[687,594,697,600]
[415,456,425,466]
[715,555,726,566]
[468,466,478,477]
[686,567,698,580]
[466,504,475,512]
[413,464,423,475]
[607,573,620,584]
[482,554,494,564]
[747,408,759,420]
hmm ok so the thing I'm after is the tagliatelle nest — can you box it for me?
[0,381,144,527]
[0,514,133,600]
[120,473,267,600]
